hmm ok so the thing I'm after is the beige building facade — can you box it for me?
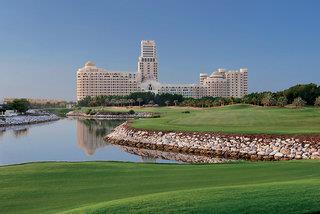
[200,68,248,98]
[76,62,138,101]
[137,40,158,83]
[76,40,248,101]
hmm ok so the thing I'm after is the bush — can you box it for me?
[277,96,288,107]
[292,97,306,108]
[314,97,320,107]
[151,113,161,118]
[90,109,97,115]
[182,111,190,114]
[85,108,92,115]
[128,109,135,115]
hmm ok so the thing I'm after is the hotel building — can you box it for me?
[76,62,138,101]
[76,40,248,101]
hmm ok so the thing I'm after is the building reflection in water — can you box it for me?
[13,128,29,138]
[76,119,124,155]
[0,130,4,138]
[0,126,29,138]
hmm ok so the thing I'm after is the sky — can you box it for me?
[0,0,319,101]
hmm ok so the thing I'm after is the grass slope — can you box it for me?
[130,105,320,134]
[1,161,320,213]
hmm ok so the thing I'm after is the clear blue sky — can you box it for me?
[0,0,319,101]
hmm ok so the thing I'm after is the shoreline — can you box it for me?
[106,122,320,161]
[66,111,157,120]
[0,114,60,127]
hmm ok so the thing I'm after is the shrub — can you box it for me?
[128,109,135,115]
[277,96,288,107]
[314,97,320,107]
[85,108,92,115]
[89,109,97,115]
[151,113,161,118]
[292,97,306,108]
[261,93,275,106]
[182,111,190,114]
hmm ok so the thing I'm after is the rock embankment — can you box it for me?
[0,114,59,127]
[67,111,157,120]
[106,122,320,161]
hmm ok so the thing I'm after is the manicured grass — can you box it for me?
[45,108,72,117]
[1,161,320,213]
[130,105,320,134]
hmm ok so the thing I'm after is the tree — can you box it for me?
[292,97,306,108]
[165,100,170,107]
[277,96,288,107]
[137,98,143,106]
[314,97,320,107]
[0,104,7,115]
[205,99,213,108]
[128,92,155,105]
[154,93,184,106]
[8,99,30,114]
[128,99,135,106]
[77,96,92,107]
[251,97,258,105]
[261,93,274,107]
[284,83,320,105]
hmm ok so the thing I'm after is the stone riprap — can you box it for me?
[106,122,320,161]
[0,114,59,127]
[67,111,156,120]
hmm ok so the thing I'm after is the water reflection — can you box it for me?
[0,130,4,137]
[0,118,228,165]
[13,128,29,138]
[118,145,231,163]
[0,118,177,165]
[76,119,123,155]
[0,121,56,138]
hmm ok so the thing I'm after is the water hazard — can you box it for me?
[0,118,226,165]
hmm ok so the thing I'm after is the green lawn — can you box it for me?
[130,105,320,134]
[0,161,320,214]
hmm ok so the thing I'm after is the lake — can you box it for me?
[0,118,227,165]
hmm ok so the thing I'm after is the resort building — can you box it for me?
[136,40,158,83]
[200,68,248,98]
[76,62,138,101]
[157,84,207,99]
[76,40,248,101]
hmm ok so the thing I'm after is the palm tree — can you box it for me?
[110,99,117,106]
[128,99,135,106]
[205,100,212,108]
[137,98,143,106]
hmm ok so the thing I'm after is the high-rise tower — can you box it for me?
[137,40,158,83]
